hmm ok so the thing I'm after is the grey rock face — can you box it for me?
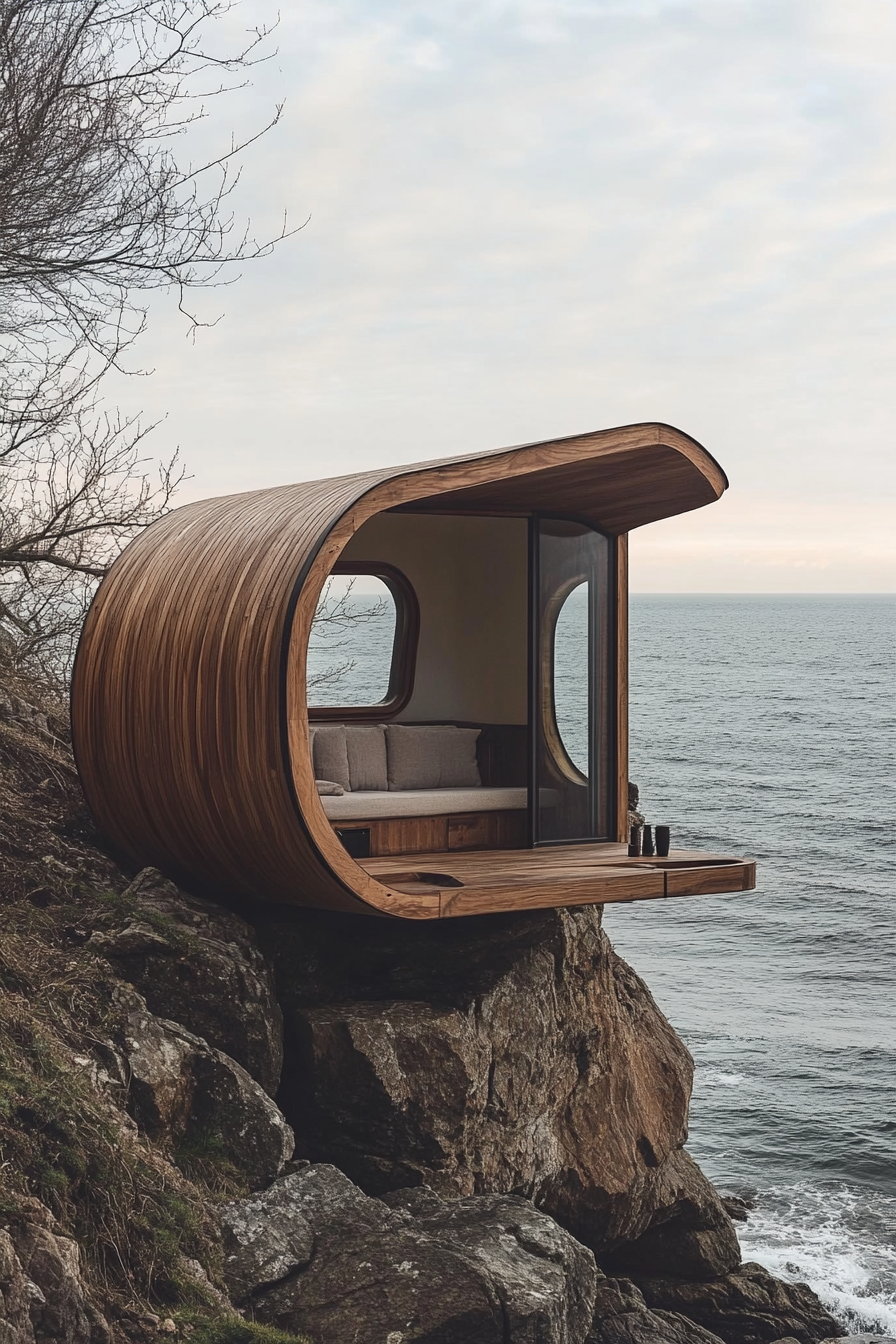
[261,903,733,1265]
[90,868,283,1095]
[248,901,845,1344]
[585,1275,726,1343]
[123,998,293,1190]
[590,1310,727,1343]
[0,1201,108,1344]
[601,1152,742,1279]
[221,1163,598,1344]
[219,1172,314,1302]
[633,1262,845,1343]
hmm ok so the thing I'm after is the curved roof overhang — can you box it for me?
[379,421,727,533]
[72,423,727,918]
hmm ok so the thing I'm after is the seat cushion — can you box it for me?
[321,786,527,820]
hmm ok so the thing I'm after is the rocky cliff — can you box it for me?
[0,688,844,1344]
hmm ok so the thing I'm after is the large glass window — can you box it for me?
[532,519,613,843]
[307,563,419,718]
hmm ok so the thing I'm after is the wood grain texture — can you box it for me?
[71,422,733,917]
[329,809,528,857]
[664,862,755,896]
[447,811,528,851]
[365,816,448,857]
[360,845,756,917]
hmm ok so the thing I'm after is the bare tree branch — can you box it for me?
[307,578,389,692]
[0,0,292,687]
[0,0,297,356]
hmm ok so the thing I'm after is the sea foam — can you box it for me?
[738,1183,896,1336]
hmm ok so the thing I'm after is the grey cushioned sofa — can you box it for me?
[310,723,531,822]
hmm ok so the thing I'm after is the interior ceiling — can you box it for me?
[392,444,722,535]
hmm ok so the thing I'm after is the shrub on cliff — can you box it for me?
[0,683,301,1335]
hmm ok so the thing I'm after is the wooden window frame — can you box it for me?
[307,561,420,722]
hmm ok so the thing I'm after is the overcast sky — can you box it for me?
[112,0,896,591]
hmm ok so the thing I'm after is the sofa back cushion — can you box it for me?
[310,725,351,791]
[345,725,388,791]
[385,725,481,790]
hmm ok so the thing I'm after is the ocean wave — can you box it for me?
[697,1069,748,1087]
[737,1182,896,1336]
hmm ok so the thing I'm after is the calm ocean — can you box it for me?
[310,592,896,1335]
[607,595,896,1336]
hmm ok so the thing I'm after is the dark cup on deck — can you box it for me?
[655,825,671,857]
[628,824,643,857]
[642,824,655,856]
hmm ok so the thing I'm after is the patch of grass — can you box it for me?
[173,1129,249,1201]
[190,1319,314,1344]
[0,994,221,1307]
[0,680,259,1332]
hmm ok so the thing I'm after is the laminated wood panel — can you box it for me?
[368,817,448,857]
[447,810,527,851]
[664,862,755,896]
[361,846,756,918]
[438,867,667,916]
[331,810,528,858]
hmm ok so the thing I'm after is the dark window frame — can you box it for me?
[307,561,420,722]
[528,514,616,846]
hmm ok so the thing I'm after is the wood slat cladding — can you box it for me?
[72,422,733,918]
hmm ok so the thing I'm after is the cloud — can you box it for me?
[108,0,896,588]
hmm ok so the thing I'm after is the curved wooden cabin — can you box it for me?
[71,422,756,918]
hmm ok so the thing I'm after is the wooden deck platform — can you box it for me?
[359,844,756,918]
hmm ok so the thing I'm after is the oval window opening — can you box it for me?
[553,581,589,777]
[307,574,397,708]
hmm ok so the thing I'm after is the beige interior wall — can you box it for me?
[339,513,528,724]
